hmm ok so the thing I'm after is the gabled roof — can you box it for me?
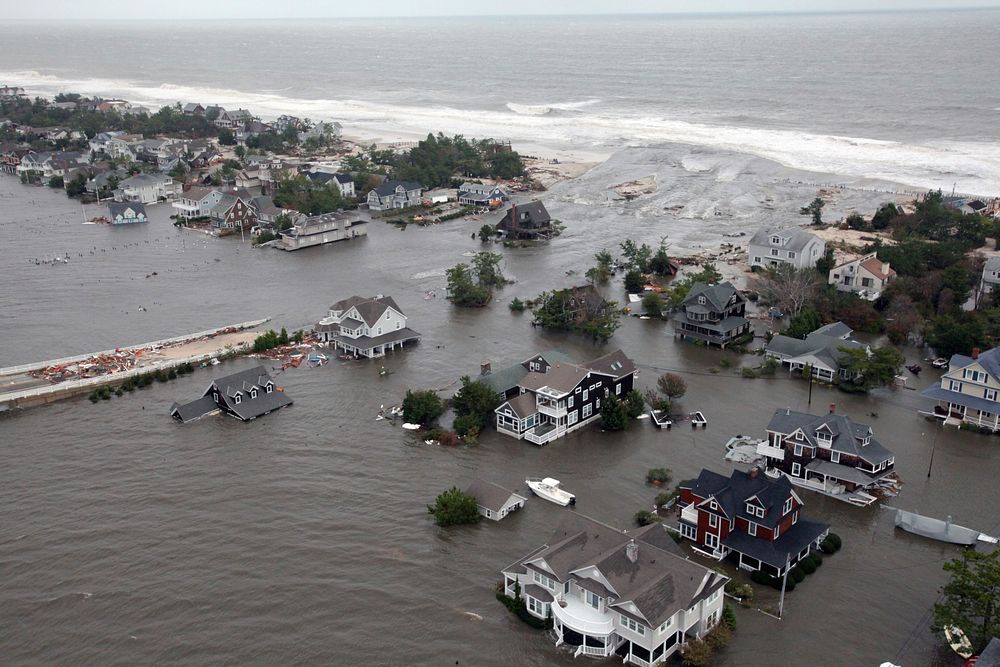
[509,514,725,628]
[749,226,821,252]
[330,295,369,312]
[679,469,797,530]
[947,347,1000,383]
[765,409,893,464]
[859,257,896,281]
[478,349,576,395]
[586,348,636,379]
[465,478,524,512]
[499,200,550,228]
[765,321,863,372]
[206,365,292,421]
[169,395,218,423]
[683,281,742,311]
[107,201,146,218]
[181,186,217,202]
[349,295,403,327]
[519,364,590,395]
[372,180,421,196]
[500,391,538,418]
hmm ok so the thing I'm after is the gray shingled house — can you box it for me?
[465,479,526,521]
[170,366,292,423]
[672,281,750,348]
[764,321,866,382]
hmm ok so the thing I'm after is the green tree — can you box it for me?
[587,249,614,284]
[837,345,905,390]
[800,197,825,225]
[933,549,1000,653]
[786,305,823,339]
[217,128,236,146]
[65,173,87,197]
[871,202,900,230]
[471,251,507,288]
[600,395,629,431]
[649,237,673,276]
[624,269,645,293]
[168,161,187,182]
[815,246,835,276]
[845,212,868,230]
[427,487,481,527]
[927,313,987,358]
[445,263,491,307]
[623,389,645,419]
[657,372,687,400]
[47,175,63,188]
[477,224,496,242]
[642,291,665,317]
[402,389,444,425]
[451,376,502,433]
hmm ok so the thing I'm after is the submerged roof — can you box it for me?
[465,478,524,512]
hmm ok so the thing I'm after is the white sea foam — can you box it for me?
[4,70,999,195]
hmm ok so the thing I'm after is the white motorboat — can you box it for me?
[525,477,576,506]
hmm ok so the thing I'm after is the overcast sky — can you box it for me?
[3,0,998,20]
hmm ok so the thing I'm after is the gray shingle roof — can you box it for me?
[682,281,741,311]
[765,409,894,465]
[749,226,821,253]
[210,366,292,421]
[948,347,1000,383]
[169,395,218,423]
[501,392,537,418]
[107,201,146,220]
[722,518,829,569]
[679,469,797,530]
[465,478,524,513]
[765,321,863,372]
[373,180,421,196]
[498,201,550,229]
[586,348,636,379]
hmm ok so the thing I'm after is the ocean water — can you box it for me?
[2,11,1000,193]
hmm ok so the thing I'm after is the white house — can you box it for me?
[465,479,525,521]
[921,347,1000,431]
[276,211,367,251]
[314,295,421,358]
[748,227,826,271]
[458,182,507,207]
[828,252,897,300]
[367,180,422,211]
[501,515,728,666]
[115,173,179,204]
[981,257,1000,301]
[172,186,224,218]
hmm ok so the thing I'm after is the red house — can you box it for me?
[677,467,829,577]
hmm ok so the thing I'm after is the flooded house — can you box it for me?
[672,281,750,348]
[314,295,420,358]
[170,366,292,423]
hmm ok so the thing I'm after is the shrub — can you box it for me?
[600,395,628,431]
[437,430,461,447]
[496,592,550,630]
[790,567,806,584]
[799,558,817,575]
[508,297,525,312]
[820,540,836,555]
[750,571,772,586]
[452,414,480,437]
[718,357,732,368]
[623,389,645,419]
[705,623,732,650]
[785,579,796,592]
[740,367,759,379]
[646,468,672,484]
[725,581,753,603]
[634,510,659,527]
[722,603,737,630]
[654,491,674,508]
[809,553,823,568]
[820,533,842,554]
[681,637,713,667]
[827,533,842,550]
[402,389,444,425]
[427,487,480,527]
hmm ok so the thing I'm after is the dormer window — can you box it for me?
[698,296,706,305]
[233,393,242,405]
[265,382,273,394]
[816,431,832,445]
[249,388,258,399]
[771,236,781,245]
[783,498,792,515]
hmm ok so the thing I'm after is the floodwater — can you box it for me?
[0,162,992,666]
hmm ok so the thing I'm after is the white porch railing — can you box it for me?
[680,505,698,525]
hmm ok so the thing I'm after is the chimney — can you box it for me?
[829,403,836,414]
[480,361,492,376]
[750,467,759,479]
[785,407,790,416]
[625,539,638,564]
[973,348,980,360]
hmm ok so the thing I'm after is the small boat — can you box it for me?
[906,363,922,375]
[944,625,974,659]
[931,358,949,369]
[894,509,995,546]
[525,477,576,506]
[690,411,707,428]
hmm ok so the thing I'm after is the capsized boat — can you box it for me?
[525,477,576,506]
[894,509,997,546]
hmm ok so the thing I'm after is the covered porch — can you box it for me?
[551,595,619,658]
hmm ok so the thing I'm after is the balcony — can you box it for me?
[756,442,785,461]
[680,504,699,525]
[525,422,562,445]
[552,595,614,636]
[537,399,567,418]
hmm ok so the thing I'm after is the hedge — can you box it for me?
[496,592,550,630]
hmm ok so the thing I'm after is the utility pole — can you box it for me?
[927,429,939,479]
[778,553,791,619]
[807,374,813,407]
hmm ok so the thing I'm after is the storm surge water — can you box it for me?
[2,10,1000,194]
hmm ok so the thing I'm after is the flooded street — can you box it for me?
[0,152,992,666]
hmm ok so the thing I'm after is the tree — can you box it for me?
[446,263,491,307]
[837,345,905,390]
[587,249,614,284]
[885,294,922,345]
[927,313,987,358]
[624,269,645,294]
[800,197,825,225]
[786,305,823,339]
[649,236,674,276]
[47,175,63,188]
[871,202,900,230]
[451,376,502,433]
[642,291,665,317]
[477,224,495,242]
[620,239,653,272]
[623,389,645,419]
[168,161,187,182]
[217,128,236,146]
[600,395,628,431]
[427,487,481,527]
[471,251,507,289]
[933,549,1000,653]
[845,212,868,230]
[402,389,443,425]
[751,264,822,318]
[657,373,687,400]
[65,173,87,197]
[815,246,835,276]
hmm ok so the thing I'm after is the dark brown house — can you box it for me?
[497,200,552,239]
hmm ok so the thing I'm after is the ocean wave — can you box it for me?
[3,69,999,195]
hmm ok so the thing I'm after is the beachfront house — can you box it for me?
[501,514,728,666]
[465,479,526,522]
[215,108,253,129]
[314,295,421,358]
[307,171,357,198]
[458,182,507,207]
[477,350,578,399]
[494,349,636,446]
[672,282,750,348]
[170,366,293,423]
[677,467,829,577]
[209,191,258,230]
[173,186,225,219]
[0,85,26,100]
[367,180,422,211]
[764,321,867,382]
[756,407,896,504]
[981,258,1000,303]
[115,173,179,204]
[496,201,552,240]
[828,252,897,300]
[748,227,826,271]
[107,201,148,224]
[920,347,1000,431]
[276,211,367,251]
[182,103,205,116]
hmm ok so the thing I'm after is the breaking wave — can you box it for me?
[3,70,999,195]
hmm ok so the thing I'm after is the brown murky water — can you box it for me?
[1,162,989,666]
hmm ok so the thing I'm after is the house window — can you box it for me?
[532,571,557,591]
[709,514,718,528]
[233,393,242,404]
[568,395,574,408]
[586,590,601,610]
[771,236,781,245]
[583,390,589,401]
[705,533,719,550]
[265,383,273,394]
[595,398,601,409]
[530,362,538,371]
[681,523,696,540]
[783,498,792,514]
[754,256,762,264]
[755,506,764,519]
[986,389,997,402]
[831,451,840,463]
[620,615,646,636]
[582,404,592,419]
[485,509,492,518]
[568,412,578,425]
[615,383,621,395]
[791,462,801,477]
[771,248,779,256]
[748,522,757,536]
[250,388,257,399]
[950,380,963,392]
[788,252,796,259]
[793,512,799,525]
[658,618,673,633]
[861,277,872,287]
[774,524,780,538]
[745,502,755,515]
[794,444,803,457]
[708,589,721,604]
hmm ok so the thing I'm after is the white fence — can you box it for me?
[0,318,269,377]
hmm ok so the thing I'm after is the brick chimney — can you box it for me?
[829,403,836,414]
[750,467,759,479]
[480,361,492,376]
[973,348,980,360]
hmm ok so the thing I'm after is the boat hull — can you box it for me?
[894,509,980,546]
